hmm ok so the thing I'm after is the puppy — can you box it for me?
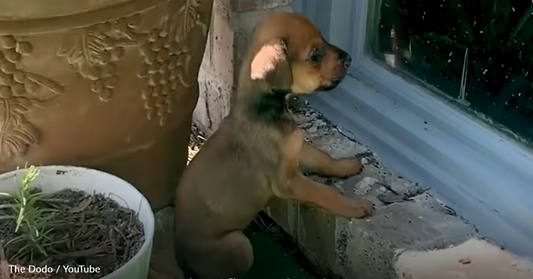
[174,12,373,279]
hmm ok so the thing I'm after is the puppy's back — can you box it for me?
[174,120,277,233]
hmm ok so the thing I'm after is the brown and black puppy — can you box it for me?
[174,12,373,279]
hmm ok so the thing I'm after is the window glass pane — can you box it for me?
[371,0,533,142]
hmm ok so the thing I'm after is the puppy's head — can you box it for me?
[248,12,351,94]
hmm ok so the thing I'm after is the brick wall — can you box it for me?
[194,0,292,134]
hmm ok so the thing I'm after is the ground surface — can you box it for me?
[244,217,320,279]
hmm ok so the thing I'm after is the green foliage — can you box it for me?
[0,166,57,261]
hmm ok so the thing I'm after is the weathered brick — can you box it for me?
[233,0,291,12]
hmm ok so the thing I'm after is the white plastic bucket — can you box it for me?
[0,165,155,279]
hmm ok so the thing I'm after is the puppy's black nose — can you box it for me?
[340,51,352,69]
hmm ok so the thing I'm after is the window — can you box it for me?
[374,0,533,143]
[293,0,533,258]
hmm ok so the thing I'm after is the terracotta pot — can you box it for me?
[0,0,214,209]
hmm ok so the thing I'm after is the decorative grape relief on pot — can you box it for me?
[138,0,201,126]
[0,35,64,162]
[57,13,147,102]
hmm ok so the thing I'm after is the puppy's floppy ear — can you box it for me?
[250,38,292,92]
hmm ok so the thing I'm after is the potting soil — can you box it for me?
[0,189,144,279]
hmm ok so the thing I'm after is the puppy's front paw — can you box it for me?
[347,198,373,219]
[330,158,364,178]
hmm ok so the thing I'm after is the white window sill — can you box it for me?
[305,56,533,258]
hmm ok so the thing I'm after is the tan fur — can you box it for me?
[173,12,372,279]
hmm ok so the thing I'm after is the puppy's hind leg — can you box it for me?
[299,141,363,178]
[193,231,254,279]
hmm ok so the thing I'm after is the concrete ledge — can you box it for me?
[265,105,533,279]
[396,238,533,279]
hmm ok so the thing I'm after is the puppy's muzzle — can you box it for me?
[339,50,352,70]
[322,50,352,91]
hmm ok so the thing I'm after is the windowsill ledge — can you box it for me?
[265,102,533,278]
[305,62,533,258]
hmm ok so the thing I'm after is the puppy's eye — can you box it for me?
[309,48,322,63]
